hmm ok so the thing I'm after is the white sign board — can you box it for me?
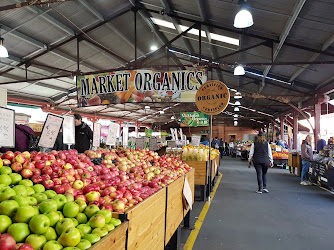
[123,126,128,148]
[62,115,75,145]
[136,138,145,149]
[183,176,193,210]
[149,137,158,151]
[0,88,7,107]
[0,106,15,147]
[191,135,201,147]
[93,123,101,147]
[106,123,120,146]
[38,114,63,148]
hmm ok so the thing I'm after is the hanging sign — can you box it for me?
[38,114,63,148]
[180,112,209,127]
[106,123,120,146]
[145,128,152,138]
[191,135,201,147]
[195,80,230,115]
[62,115,75,145]
[76,69,207,106]
[92,123,101,147]
[0,106,15,147]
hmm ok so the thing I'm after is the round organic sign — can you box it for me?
[195,80,230,115]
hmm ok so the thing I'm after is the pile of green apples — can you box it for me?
[0,164,122,250]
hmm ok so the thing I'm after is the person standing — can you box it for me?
[316,134,326,153]
[248,132,273,194]
[74,114,93,153]
[229,140,234,156]
[301,134,313,185]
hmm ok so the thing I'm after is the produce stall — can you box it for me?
[271,144,288,167]
[235,143,251,160]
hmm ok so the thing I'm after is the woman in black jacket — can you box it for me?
[248,132,273,194]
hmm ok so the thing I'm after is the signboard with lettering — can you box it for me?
[106,123,120,146]
[92,123,101,147]
[191,135,201,147]
[62,115,75,145]
[180,112,209,127]
[76,69,207,106]
[0,107,15,147]
[38,114,63,148]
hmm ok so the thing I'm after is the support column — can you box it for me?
[272,121,275,142]
[280,116,284,141]
[293,112,298,150]
[314,103,321,149]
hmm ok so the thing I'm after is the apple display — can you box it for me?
[14,206,36,223]
[39,199,58,213]
[58,227,81,247]
[25,234,46,250]
[28,214,50,234]
[55,218,74,236]
[7,223,30,243]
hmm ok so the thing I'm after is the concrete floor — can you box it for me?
[182,157,334,250]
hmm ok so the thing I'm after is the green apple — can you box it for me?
[57,211,64,221]
[12,185,27,196]
[97,209,111,224]
[56,218,74,236]
[75,213,87,224]
[64,193,74,202]
[28,196,38,206]
[82,233,100,244]
[0,174,12,185]
[0,214,12,233]
[29,214,50,234]
[89,214,105,228]
[104,223,115,232]
[25,234,47,250]
[63,248,80,250]
[32,193,48,204]
[63,201,79,218]
[7,223,30,242]
[84,205,99,219]
[43,227,57,241]
[9,173,22,185]
[26,186,35,196]
[14,205,36,223]
[76,224,91,236]
[0,166,12,175]
[92,227,108,237]
[19,179,33,187]
[44,190,57,199]
[52,194,67,210]
[76,239,91,250]
[33,206,40,215]
[42,240,63,250]
[58,227,81,247]
[0,199,19,217]
[109,218,121,227]
[0,183,7,191]
[71,218,79,227]
[75,199,87,213]
[33,184,45,193]
[39,199,58,213]
[13,195,30,207]
[46,211,60,227]
[0,188,16,201]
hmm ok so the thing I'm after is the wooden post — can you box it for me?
[314,103,321,150]
[280,116,284,142]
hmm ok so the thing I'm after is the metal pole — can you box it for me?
[208,115,212,200]
[76,37,80,75]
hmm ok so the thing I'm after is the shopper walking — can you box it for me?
[301,134,313,185]
[248,132,273,194]
[74,114,93,153]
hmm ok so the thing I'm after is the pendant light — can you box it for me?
[171,115,175,120]
[145,106,150,110]
[234,0,253,29]
[150,30,158,51]
[0,38,8,58]
[234,92,242,99]
[235,101,241,105]
[234,65,245,75]
[234,121,238,126]
[234,107,240,112]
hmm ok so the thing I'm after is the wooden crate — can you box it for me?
[165,169,195,245]
[126,187,166,250]
[90,221,128,250]
[184,160,208,185]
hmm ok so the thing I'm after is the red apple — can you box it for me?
[22,162,35,171]
[62,183,72,191]
[65,188,78,197]
[54,185,65,194]
[0,234,16,250]
[41,174,50,181]
[3,151,15,161]
[113,199,125,211]
[35,161,46,169]
[14,154,26,164]
[31,175,43,184]
[32,168,41,176]
[11,162,23,172]
[75,195,87,202]
[101,204,113,212]
[42,166,53,175]
[53,178,62,186]
[43,179,54,189]
[21,169,33,178]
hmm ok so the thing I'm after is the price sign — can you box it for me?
[38,114,63,148]
[106,123,120,146]
[191,135,201,147]
[93,123,101,147]
[149,137,158,151]
[167,140,176,148]
[0,106,15,147]
[123,126,129,148]
[136,138,145,150]
[62,115,75,145]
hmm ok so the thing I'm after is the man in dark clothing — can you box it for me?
[0,124,35,153]
[316,134,326,153]
[74,114,93,153]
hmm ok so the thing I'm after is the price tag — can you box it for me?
[62,115,75,145]
[92,123,101,147]
[106,123,120,146]
[38,114,64,148]
[0,106,15,147]
[191,135,201,146]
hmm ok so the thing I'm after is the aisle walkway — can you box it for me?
[193,157,334,250]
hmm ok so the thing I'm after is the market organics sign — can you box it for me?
[76,69,207,106]
[195,80,230,115]
[180,112,209,127]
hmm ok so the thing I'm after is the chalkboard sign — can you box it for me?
[38,114,64,148]
[149,137,158,151]
[136,138,145,150]
[62,115,75,145]
[191,135,201,147]
[106,123,120,146]
[0,106,15,147]
[93,123,101,147]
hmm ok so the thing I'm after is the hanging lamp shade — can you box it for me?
[234,121,238,126]
[234,92,242,99]
[0,38,8,58]
[235,101,241,106]
[234,65,245,76]
[234,107,240,112]
[234,9,253,28]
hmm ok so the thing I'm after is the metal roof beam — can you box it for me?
[261,0,306,92]
[289,33,334,82]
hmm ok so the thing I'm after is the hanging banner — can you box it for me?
[62,115,75,145]
[180,112,209,127]
[76,69,207,106]
[38,114,63,149]
[145,128,152,138]
[106,123,120,146]
[0,106,15,148]
[92,123,101,148]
